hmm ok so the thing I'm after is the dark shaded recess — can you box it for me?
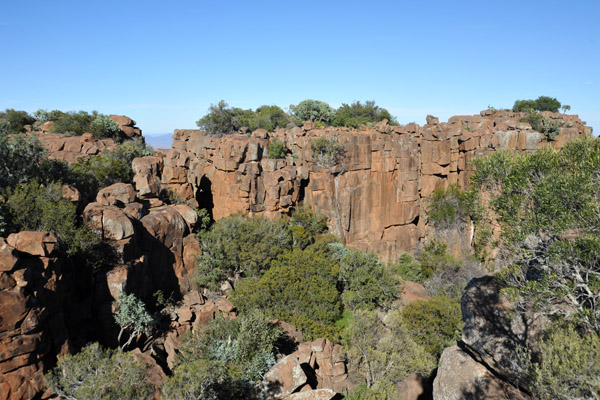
[411,215,420,226]
[197,175,214,222]
[295,177,309,207]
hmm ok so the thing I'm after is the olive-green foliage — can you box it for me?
[195,214,292,290]
[161,359,251,400]
[166,311,280,398]
[47,110,121,140]
[520,112,563,140]
[45,342,153,400]
[345,383,395,400]
[289,205,328,249]
[343,310,436,391]
[337,249,398,310]
[249,105,290,132]
[391,253,424,283]
[310,135,345,168]
[0,109,35,134]
[399,296,463,358]
[427,184,480,229]
[113,293,154,350]
[197,101,290,136]
[526,323,600,399]
[513,96,561,113]
[290,99,335,125]
[33,109,65,123]
[69,138,152,199]
[333,101,397,128]
[0,133,47,189]
[267,138,287,159]
[231,247,342,340]
[470,137,600,333]
[5,180,99,257]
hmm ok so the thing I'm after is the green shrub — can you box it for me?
[113,293,154,350]
[391,253,424,283]
[471,137,600,333]
[310,135,345,168]
[196,100,252,136]
[427,184,479,229]
[333,101,397,128]
[337,249,398,310]
[0,109,35,134]
[289,204,328,249]
[231,247,342,340]
[526,323,600,399]
[290,99,335,125]
[513,96,561,113]
[45,343,153,400]
[399,296,463,358]
[343,310,436,390]
[5,180,99,257]
[195,214,292,290]
[0,133,47,188]
[90,113,121,140]
[248,105,290,131]
[267,138,287,159]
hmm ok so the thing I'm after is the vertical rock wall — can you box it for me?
[148,110,591,261]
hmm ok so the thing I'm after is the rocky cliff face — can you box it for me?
[0,233,70,400]
[145,110,590,260]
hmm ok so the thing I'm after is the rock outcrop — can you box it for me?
[0,233,69,400]
[35,132,116,163]
[139,110,590,261]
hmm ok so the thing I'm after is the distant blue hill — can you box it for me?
[144,133,173,150]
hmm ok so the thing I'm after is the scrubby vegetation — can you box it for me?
[45,343,153,400]
[512,96,562,113]
[310,135,345,168]
[196,99,398,135]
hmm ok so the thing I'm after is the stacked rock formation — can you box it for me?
[0,232,69,400]
[109,114,143,139]
[137,110,591,261]
[35,132,116,163]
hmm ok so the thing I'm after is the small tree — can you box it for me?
[267,138,287,159]
[290,99,335,125]
[561,104,571,114]
[113,293,154,350]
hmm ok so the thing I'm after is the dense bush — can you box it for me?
[231,247,342,340]
[266,138,287,159]
[0,133,47,188]
[45,343,153,400]
[525,323,600,399]
[471,137,600,334]
[333,101,397,128]
[290,99,335,125]
[343,310,436,393]
[513,96,562,113]
[0,108,35,134]
[195,214,292,290]
[197,101,290,136]
[336,248,398,310]
[427,184,480,229]
[164,311,281,398]
[399,296,463,358]
[5,180,99,256]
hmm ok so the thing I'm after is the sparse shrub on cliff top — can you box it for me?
[48,110,123,140]
[197,101,290,136]
[45,342,153,400]
[249,105,290,132]
[513,96,562,113]
[289,99,335,125]
[333,100,398,128]
[310,135,345,168]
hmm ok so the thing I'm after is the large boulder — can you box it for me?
[433,345,527,400]
[6,232,57,257]
[264,354,308,398]
[132,156,163,198]
[96,183,136,206]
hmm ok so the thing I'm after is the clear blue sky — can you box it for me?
[1,0,598,135]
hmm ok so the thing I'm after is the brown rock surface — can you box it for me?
[433,345,527,400]
[153,111,589,261]
[6,232,57,257]
[96,183,136,206]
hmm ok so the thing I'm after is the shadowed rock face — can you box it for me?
[140,110,590,261]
